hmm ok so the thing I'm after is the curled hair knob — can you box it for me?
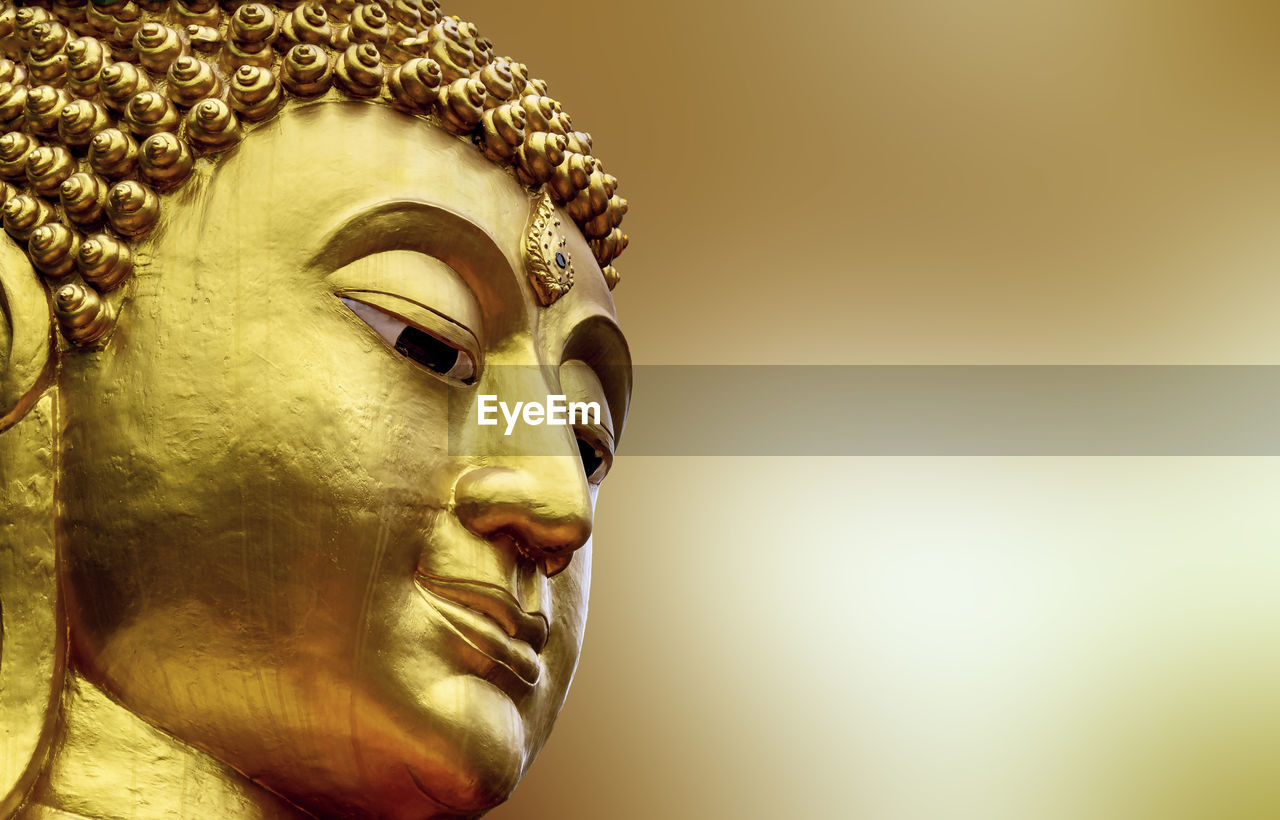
[134,22,187,74]
[387,57,440,113]
[334,43,385,98]
[478,59,520,107]
[590,228,629,268]
[279,3,332,50]
[186,24,224,54]
[65,36,110,97]
[0,131,39,180]
[77,233,133,291]
[388,0,431,29]
[103,6,144,55]
[437,76,486,135]
[282,43,332,97]
[393,34,430,60]
[566,169,611,223]
[165,57,222,108]
[480,102,526,163]
[0,82,26,130]
[325,0,358,24]
[25,144,76,197]
[186,98,242,152]
[565,130,593,156]
[60,172,110,229]
[88,128,139,179]
[229,65,283,122]
[582,195,628,240]
[425,18,474,83]
[54,282,114,346]
[517,95,559,134]
[231,3,278,48]
[24,85,72,139]
[548,152,595,205]
[515,131,567,187]
[122,90,180,138]
[28,223,81,279]
[172,0,220,28]
[82,4,115,39]
[26,22,70,85]
[227,4,278,68]
[13,8,54,46]
[98,61,152,112]
[2,194,52,242]
[348,4,390,48]
[138,131,194,190]
[104,179,159,237]
[28,21,69,61]
[0,59,27,86]
[58,99,111,149]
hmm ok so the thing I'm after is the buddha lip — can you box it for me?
[414,573,548,689]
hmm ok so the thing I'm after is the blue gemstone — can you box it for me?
[555,251,567,269]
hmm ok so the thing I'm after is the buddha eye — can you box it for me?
[392,325,475,382]
[340,296,477,384]
[575,434,611,485]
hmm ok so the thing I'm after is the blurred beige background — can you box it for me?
[446,1,1280,818]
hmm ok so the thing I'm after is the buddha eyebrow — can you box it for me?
[309,200,514,290]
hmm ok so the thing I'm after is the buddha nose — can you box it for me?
[453,459,593,575]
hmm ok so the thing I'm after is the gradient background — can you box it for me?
[443,1,1280,817]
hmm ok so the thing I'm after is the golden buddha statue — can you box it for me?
[0,2,630,818]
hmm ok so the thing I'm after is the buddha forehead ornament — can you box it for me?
[0,0,629,346]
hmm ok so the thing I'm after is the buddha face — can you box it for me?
[55,103,629,819]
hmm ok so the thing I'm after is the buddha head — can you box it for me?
[0,3,630,818]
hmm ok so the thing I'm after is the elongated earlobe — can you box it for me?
[0,230,52,432]
[0,392,63,818]
[0,234,62,816]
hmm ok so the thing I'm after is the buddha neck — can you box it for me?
[22,673,310,820]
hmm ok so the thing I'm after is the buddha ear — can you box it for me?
[0,240,62,816]
[0,234,53,432]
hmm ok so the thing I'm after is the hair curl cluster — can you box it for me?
[0,0,629,345]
